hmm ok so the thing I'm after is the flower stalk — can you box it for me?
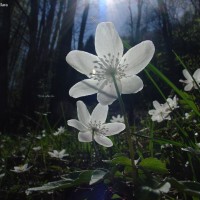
[112,75,138,182]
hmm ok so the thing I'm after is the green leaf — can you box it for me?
[104,156,131,166]
[89,169,107,185]
[168,178,200,197]
[27,179,73,192]
[74,170,93,185]
[139,158,168,174]
[112,194,122,199]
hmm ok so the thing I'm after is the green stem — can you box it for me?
[112,75,138,182]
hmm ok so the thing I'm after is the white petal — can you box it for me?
[182,69,192,81]
[95,22,123,59]
[66,51,98,77]
[193,68,200,80]
[94,135,113,147]
[59,149,66,155]
[69,79,99,98]
[48,152,55,157]
[97,80,122,105]
[122,40,155,75]
[148,109,155,115]
[78,131,93,142]
[77,101,90,125]
[67,119,87,131]
[121,75,144,94]
[91,103,108,123]
[184,83,193,91]
[103,123,125,136]
[153,101,161,109]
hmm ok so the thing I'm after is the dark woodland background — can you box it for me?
[0,0,200,134]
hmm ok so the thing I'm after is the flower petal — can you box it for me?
[69,79,99,98]
[183,69,192,81]
[66,50,98,77]
[95,22,123,60]
[78,131,92,142]
[97,80,122,105]
[91,103,108,123]
[153,101,161,109]
[193,69,200,80]
[67,119,87,131]
[103,123,125,136]
[121,75,143,94]
[122,40,155,75]
[94,135,113,147]
[184,83,193,91]
[77,101,91,125]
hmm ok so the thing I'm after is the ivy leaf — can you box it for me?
[139,157,168,174]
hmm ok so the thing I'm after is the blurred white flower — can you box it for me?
[66,22,155,105]
[166,95,179,110]
[196,143,200,148]
[32,146,41,151]
[110,114,124,123]
[184,113,190,119]
[53,126,65,136]
[148,101,171,122]
[185,161,189,167]
[179,69,200,91]
[67,101,125,147]
[0,173,5,179]
[11,164,32,173]
[48,149,69,159]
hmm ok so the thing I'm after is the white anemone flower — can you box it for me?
[53,126,65,136]
[166,95,179,110]
[148,101,171,123]
[11,164,32,173]
[179,69,200,91]
[66,22,155,105]
[48,149,69,159]
[32,146,41,151]
[67,101,125,147]
[110,114,124,123]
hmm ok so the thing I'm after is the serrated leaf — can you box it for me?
[89,169,107,185]
[139,158,168,174]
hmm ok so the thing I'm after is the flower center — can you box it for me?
[88,120,108,137]
[90,53,128,82]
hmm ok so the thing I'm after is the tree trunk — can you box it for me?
[78,0,90,50]
[50,0,77,123]
[0,0,12,132]
[135,0,143,43]
[20,0,39,119]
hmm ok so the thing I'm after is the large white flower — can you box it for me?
[66,22,155,105]
[179,69,200,91]
[67,101,125,147]
[148,101,171,123]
